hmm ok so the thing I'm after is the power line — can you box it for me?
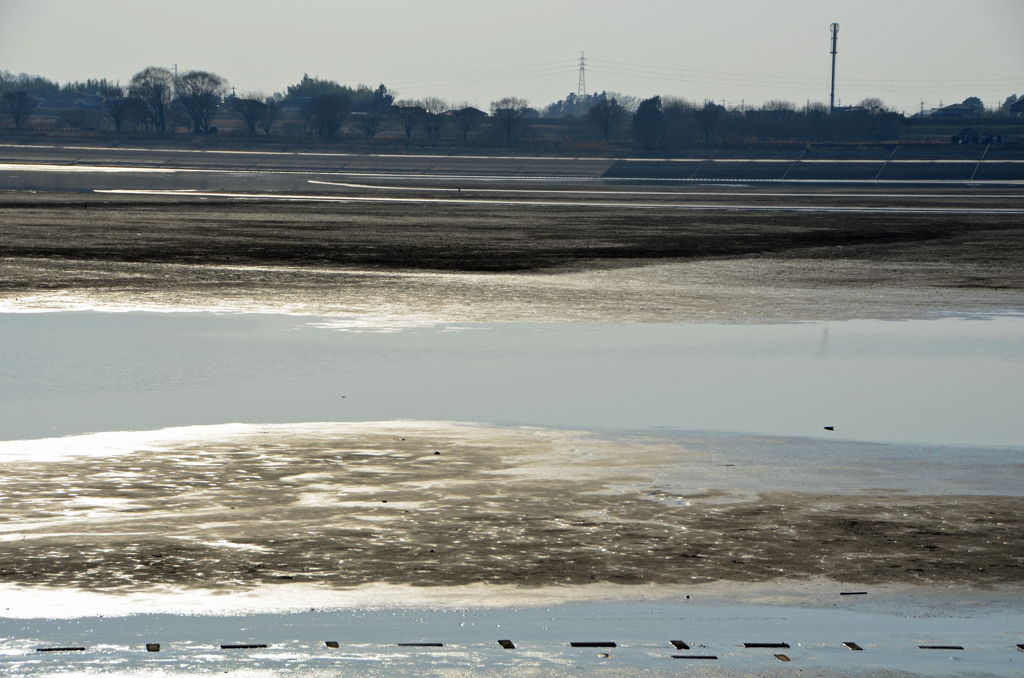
[829,23,839,115]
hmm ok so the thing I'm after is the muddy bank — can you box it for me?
[2,191,1024,321]
[1,423,1020,593]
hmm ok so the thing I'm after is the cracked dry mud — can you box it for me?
[1,424,1020,592]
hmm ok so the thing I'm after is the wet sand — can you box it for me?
[2,191,1024,321]
[1,423,1020,595]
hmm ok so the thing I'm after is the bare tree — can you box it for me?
[422,97,449,140]
[302,93,350,138]
[175,70,228,133]
[129,66,174,132]
[586,97,626,142]
[232,92,267,136]
[489,96,529,143]
[260,97,280,135]
[58,107,92,130]
[391,100,426,140]
[0,91,37,130]
[98,83,132,132]
[609,92,640,114]
[693,101,725,144]
[450,105,486,141]
[358,84,394,138]
[761,99,796,119]
[856,97,890,115]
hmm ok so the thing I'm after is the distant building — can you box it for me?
[1009,99,1024,117]
[831,105,869,116]
[931,102,980,118]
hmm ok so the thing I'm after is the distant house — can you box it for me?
[1009,99,1024,117]
[931,102,979,118]
[831,105,869,116]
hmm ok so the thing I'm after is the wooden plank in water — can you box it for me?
[570,641,616,648]
[145,643,160,652]
[221,644,267,649]
[672,654,718,660]
[919,645,963,650]
[670,640,690,650]
[840,591,868,596]
[497,639,516,649]
[324,641,339,649]
[36,647,85,652]
[743,642,790,648]
[843,642,864,651]
[397,643,443,647]
[775,653,791,661]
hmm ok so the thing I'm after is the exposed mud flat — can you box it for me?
[1,423,1020,595]
[2,191,1023,322]
[3,256,1024,323]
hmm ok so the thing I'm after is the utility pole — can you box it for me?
[173,63,178,79]
[577,52,586,99]
[829,23,839,115]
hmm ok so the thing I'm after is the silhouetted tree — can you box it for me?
[662,97,698,145]
[286,74,346,99]
[260,97,280,135]
[586,97,626,142]
[123,96,149,132]
[358,84,394,138]
[899,113,916,142]
[490,96,529,142]
[422,97,448,140]
[803,101,829,117]
[98,83,131,132]
[391,100,426,140]
[58,107,91,130]
[631,96,666,149]
[693,101,725,144]
[0,91,37,130]
[963,96,984,115]
[761,100,797,119]
[166,105,192,133]
[302,93,350,138]
[129,66,174,132]
[856,97,890,115]
[450,105,486,141]
[175,70,228,133]
[233,92,267,136]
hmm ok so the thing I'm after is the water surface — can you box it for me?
[1,313,1022,447]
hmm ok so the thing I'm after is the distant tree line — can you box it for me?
[1,68,1020,146]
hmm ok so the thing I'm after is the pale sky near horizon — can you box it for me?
[1,0,1022,114]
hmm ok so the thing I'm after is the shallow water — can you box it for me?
[2,601,1022,677]
[1,312,1022,447]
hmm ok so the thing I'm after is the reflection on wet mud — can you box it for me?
[0,423,1020,592]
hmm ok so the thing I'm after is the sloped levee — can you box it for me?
[602,157,1024,182]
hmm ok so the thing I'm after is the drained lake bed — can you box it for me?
[3,178,1024,674]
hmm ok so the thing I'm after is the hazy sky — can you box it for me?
[2,0,1022,113]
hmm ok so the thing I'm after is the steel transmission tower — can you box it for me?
[577,52,586,99]
[829,23,839,115]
